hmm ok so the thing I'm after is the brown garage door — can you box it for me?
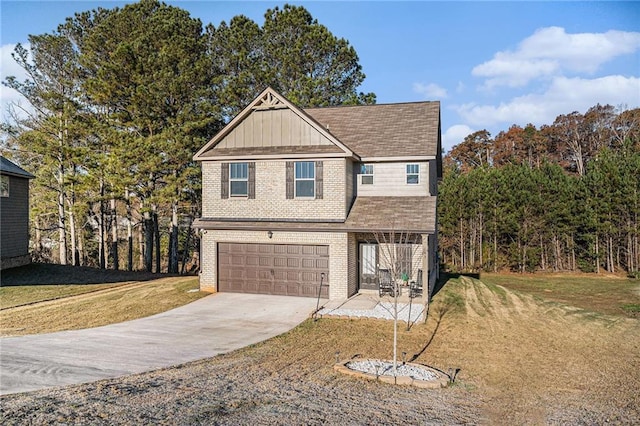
[218,243,329,298]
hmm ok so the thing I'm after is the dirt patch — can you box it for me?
[1,277,638,425]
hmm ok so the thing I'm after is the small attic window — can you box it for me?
[406,164,420,184]
[360,164,373,184]
[1,175,8,197]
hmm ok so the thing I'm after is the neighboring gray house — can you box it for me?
[193,87,441,300]
[1,156,35,270]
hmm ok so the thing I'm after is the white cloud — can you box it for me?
[0,43,30,121]
[454,75,640,128]
[442,124,475,151]
[413,82,448,99]
[473,27,640,88]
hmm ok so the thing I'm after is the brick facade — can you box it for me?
[202,159,347,221]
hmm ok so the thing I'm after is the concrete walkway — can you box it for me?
[0,293,321,395]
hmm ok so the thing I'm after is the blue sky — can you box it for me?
[1,1,639,152]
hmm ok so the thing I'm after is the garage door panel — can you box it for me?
[300,284,319,297]
[218,243,329,298]
[287,283,300,295]
[258,282,273,293]
[245,280,260,293]
[259,257,272,266]
[259,270,271,280]
[316,259,329,269]
[301,271,315,282]
[229,243,245,253]
[316,246,329,256]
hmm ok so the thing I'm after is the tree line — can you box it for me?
[439,104,640,275]
[1,0,375,272]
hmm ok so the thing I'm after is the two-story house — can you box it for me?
[193,88,441,300]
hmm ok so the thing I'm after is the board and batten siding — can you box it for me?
[217,108,334,149]
[202,158,347,221]
[356,161,430,197]
[0,175,30,261]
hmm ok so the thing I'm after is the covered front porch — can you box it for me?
[353,232,434,302]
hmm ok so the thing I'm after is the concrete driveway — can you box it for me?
[0,293,321,395]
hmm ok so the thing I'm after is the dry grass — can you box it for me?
[425,277,640,423]
[2,275,639,424]
[0,268,207,337]
[0,283,125,309]
[481,272,640,318]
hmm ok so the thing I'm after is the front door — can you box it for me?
[359,243,378,290]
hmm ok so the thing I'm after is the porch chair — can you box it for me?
[409,269,423,298]
[378,269,395,297]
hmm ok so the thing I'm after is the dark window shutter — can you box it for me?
[286,161,294,199]
[221,162,229,199]
[315,161,323,199]
[248,162,256,199]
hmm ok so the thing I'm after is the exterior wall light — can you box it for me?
[267,231,273,239]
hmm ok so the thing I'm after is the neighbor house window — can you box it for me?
[229,162,248,197]
[295,161,315,197]
[361,164,373,184]
[406,164,420,184]
[0,175,8,197]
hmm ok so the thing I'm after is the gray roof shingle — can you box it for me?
[0,156,35,179]
[304,102,440,158]
[344,196,436,233]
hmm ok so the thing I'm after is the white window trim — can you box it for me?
[406,164,420,185]
[229,162,248,197]
[361,164,374,185]
[295,161,315,198]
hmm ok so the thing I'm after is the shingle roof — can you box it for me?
[344,196,436,233]
[0,156,35,179]
[304,102,440,158]
[193,196,436,234]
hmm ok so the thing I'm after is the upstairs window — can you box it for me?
[221,162,254,199]
[361,164,374,184]
[229,162,248,197]
[1,175,8,197]
[406,164,420,184]
[286,161,323,199]
[295,161,315,197]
